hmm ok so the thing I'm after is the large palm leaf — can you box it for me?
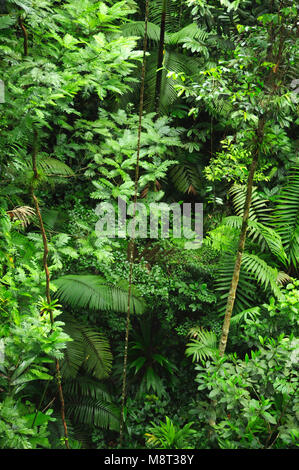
[216,251,283,316]
[63,376,119,432]
[53,274,145,315]
[61,318,113,380]
[223,216,287,264]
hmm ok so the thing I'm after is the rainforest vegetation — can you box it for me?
[0,0,298,450]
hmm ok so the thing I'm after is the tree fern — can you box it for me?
[53,274,145,315]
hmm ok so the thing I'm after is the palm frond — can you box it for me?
[148,0,181,31]
[223,216,287,263]
[66,396,119,431]
[168,23,207,44]
[53,274,145,315]
[241,253,283,299]
[185,327,218,362]
[144,49,201,113]
[272,165,299,269]
[216,252,258,315]
[61,318,113,380]
[229,184,272,224]
[63,376,111,403]
[230,306,261,327]
[120,21,161,41]
[169,162,201,194]
[38,157,75,177]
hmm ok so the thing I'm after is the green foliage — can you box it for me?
[0,213,71,448]
[64,376,119,432]
[61,317,113,380]
[0,397,55,449]
[145,416,197,449]
[0,0,298,451]
[205,140,272,184]
[231,281,299,348]
[89,110,182,202]
[193,336,299,449]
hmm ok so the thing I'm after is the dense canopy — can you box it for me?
[0,0,298,451]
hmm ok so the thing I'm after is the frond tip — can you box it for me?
[7,206,35,228]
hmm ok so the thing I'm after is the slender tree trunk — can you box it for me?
[218,118,265,356]
[218,1,289,356]
[154,0,167,114]
[18,17,28,57]
[31,129,70,449]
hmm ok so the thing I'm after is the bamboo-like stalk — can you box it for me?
[119,0,150,448]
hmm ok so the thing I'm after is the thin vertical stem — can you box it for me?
[154,0,167,115]
[119,0,150,448]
